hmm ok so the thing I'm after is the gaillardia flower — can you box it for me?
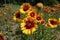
[40,19,45,25]
[48,18,58,28]
[13,10,22,21]
[0,32,4,40]
[19,3,32,14]
[44,6,49,12]
[20,18,38,35]
[51,8,56,12]
[45,23,51,28]
[48,8,56,13]
[36,14,43,22]
[27,11,36,19]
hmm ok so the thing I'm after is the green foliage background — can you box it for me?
[0,0,60,40]
[0,0,60,5]
[0,4,60,40]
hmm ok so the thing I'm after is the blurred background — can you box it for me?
[0,0,60,6]
[0,0,60,40]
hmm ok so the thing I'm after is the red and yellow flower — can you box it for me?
[19,3,32,14]
[20,17,38,35]
[45,23,51,28]
[48,8,56,13]
[40,19,45,25]
[0,32,4,40]
[13,10,22,21]
[44,6,49,12]
[27,11,36,19]
[48,18,58,28]
[36,14,43,22]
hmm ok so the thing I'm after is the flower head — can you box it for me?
[36,14,43,22]
[36,3,43,9]
[0,32,4,40]
[13,10,22,21]
[45,23,51,28]
[27,11,36,19]
[20,17,38,35]
[48,18,58,28]
[44,6,49,12]
[19,3,32,14]
[40,19,45,25]
[48,8,56,13]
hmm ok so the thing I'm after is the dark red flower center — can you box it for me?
[25,20,35,29]
[15,12,20,19]
[46,24,51,28]
[36,16,42,20]
[30,12,35,17]
[0,35,4,40]
[40,20,45,25]
[51,9,54,12]
[23,4,30,11]
[50,20,57,25]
